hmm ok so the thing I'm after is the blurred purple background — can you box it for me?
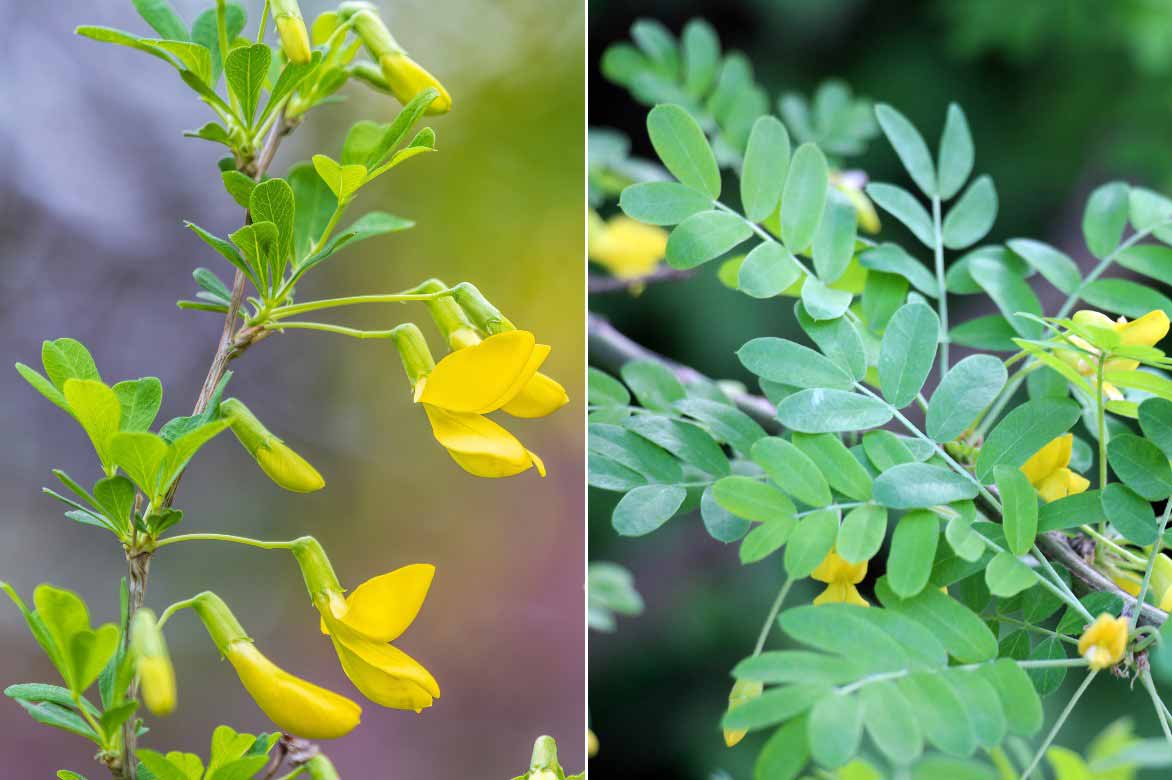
[0,0,585,776]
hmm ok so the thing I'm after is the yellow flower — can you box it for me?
[1078,613,1128,670]
[274,0,312,65]
[723,679,763,747]
[378,53,452,115]
[811,550,869,607]
[831,172,880,235]
[412,330,556,478]
[222,398,326,492]
[131,609,176,716]
[1059,309,1171,400]
[588,211,668,280]
[1112,554,1172,611]
[1020,434,1090,503]
[587,728,599,757]
[192,591,361,739]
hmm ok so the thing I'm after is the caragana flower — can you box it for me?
[192,591,361,739]
[131,609,175,716]
[1020,434,1090,503]
[723,679,763,747]
[221,398,326,492]
[273,0,312,64]
[1112,553,1172,611]
[1077,613,1128,670]
[341,2,451,114]
[293,538,440,712]
[392,324,550,478]
[588,211,668,281]
[811,550,869,607]
[1058,309,1171,400]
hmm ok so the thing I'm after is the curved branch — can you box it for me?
[1037,531,1167,626]
[588,267,695,294]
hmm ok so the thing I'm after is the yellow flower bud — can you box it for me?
[273,1,312,64]
[221,398,325,493]
[723,679,763,747]
[1078,613,1128,670]
[1019,434,1090,504]
[378,53,452,115]
[131,609,175,716]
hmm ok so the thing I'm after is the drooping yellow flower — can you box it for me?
[273,0,312,64]
[131,609,175,716]
[723,679,763,747]
[192,591,361,739]
[1112,553,1172,611]
[398,327,553,478]
[1077,613,1128,670]
[292,539,441,713]
[1020,434,1091,503]
[342,2,451,114]
[221,398,325,492]
[1059,309,1171,400]
[811,550,869,607]
[588,211,668,280]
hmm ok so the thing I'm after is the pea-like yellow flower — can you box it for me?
[221,398,326,493]
[293,538,440,713]
[273,0,312,64]
[1078,613,1129,671]
[1112,553,1172,611]
[1020,434,1090,504]
[831,172,880,235]
[811,550,869,607]
[1058,309,1171,400]
[131,609,175,716]
[587,728,599,757]
[342,2,451,114]
[192,592,361,739]
[588,211,668,281]
[723,679,763,747]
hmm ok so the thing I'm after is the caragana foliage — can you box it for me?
[589,18,1172,780]
[4,2,567,779]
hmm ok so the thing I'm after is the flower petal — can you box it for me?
[501,371,569,418]
[423,405,537,477]
[335,564,435,643]
[1119,310,1170,348]
[327,619,440,711]
[1020,434,1072,487]
[416,331,544,414]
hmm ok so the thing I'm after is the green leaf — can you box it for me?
[1081,278,1172,321]
[701,487,750,543]
[42,339,100,391]
[950,315,1018,352]
[1140,397,1172,459]
[132,0,188,40]
[974,398,1080,482]
[796,304,868,381]
[994,465,1038,555]
[800,278,852,321]
[780,143,829,252]
[15,700,99,743]
[968,253,1043,338]
[876,582,998,663]
[1101,483,1158,545]
[109,432,168,497]
[1027,636,1069,696]
[878,302,940,408]
[1007,238,1081,295]
[1117,244,1172,287]
[875,103,936,196]
[784,510,838,578]
[946,671,1006,748]
[294,211,414,276]
[620,360,685,412]
[1108,433,1172,501]
[985,551,1037,597]
[312,154,367,203]
[861,681,923,765]
[941,176,997,250]
[365,88,440,168]
[926,355,1008,442]
[68,624,120,695]
[625,416,729,476]
[794,432,872,501]
[781,604,909,672]
[16,363,69,413]
[837,505,887,563]
[141,39,211,84]
[666,210,752,269]
[259,53,321,126]
[1038,490,1101,533]
[159,419,230,492]
[861,270,909,331]
[681,19,719,95]
[865,183,934,247]
[751,437,832,507]
[5,683,100,718]
[737,242,803,298]
[740,514,798,564]
[186,222,260,288]
[229,222,279,287]
[777,389,893,433]
[225,43,272,126]
[587,368,629,407]
[886,510,939,597]
[112,378,163,433]
[63,380,121,468]
[249,178,296,275]
[674,399,765,455]
[737,337,854,390]
[808,692,862,769]
[720,683,826,733]
[191,5,245,83]
[858,243,938,297]
[612,484,687,537]
[713,476,795,522]
[619,181,711,226]
[812,191,858,283]
[979,658,1043,736]
[1083,181,1130,259]
[753,715,810,780]
[590,424,683,485]
[741,116,791,222]
[646,104,720,197]
[874,462,976,509]
[289,162,338,261]
[936,103,974,201]
[899,673,976,757]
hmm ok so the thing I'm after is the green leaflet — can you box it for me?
[666,210,752,269]
[611,484,687,537]
[877,302,940,408]
[936,103,974,201]
[993,465,1037,556]
[779,143,829,252]
[926,355,1007,443]
[873,463,977,509]
[974,398,1080,482]
[886,510,939,597]
[875,103,936,196]
[1082,181,1130,260]
[740,116,790,222]
[941,176,997,250]
[619,181,711,225]
[646,104,721,197]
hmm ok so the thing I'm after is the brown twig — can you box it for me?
[588,266,695,294]
[587,311,779,428]
[117,111,294,780]
[1037,531,1167,626]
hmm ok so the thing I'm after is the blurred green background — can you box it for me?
[0,0,584,776]
[588,0,1172,777]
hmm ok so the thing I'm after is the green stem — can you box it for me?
[155,598,198,630]
[992,614,1079,646]
[1019,670,1098,779]
[266,321,398,340]
[1081,525,1145,566]
[1142,669,1172,747]
[154,533,296,550]
[307,204,347,257]
[931,194,949,381]
[73,691,108,747]
[257,0,271,44]
[753,577,794,656]
[1131,502,1172,631]
[836,657,1088,697]
[1055,220,1172,319]
[215,1,241,118]
[1096,357,1108,492]
[974,362,1037,438]
[268,290,453,320]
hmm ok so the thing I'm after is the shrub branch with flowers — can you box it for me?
[589,18,1172,780]
[3,2,568,779]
